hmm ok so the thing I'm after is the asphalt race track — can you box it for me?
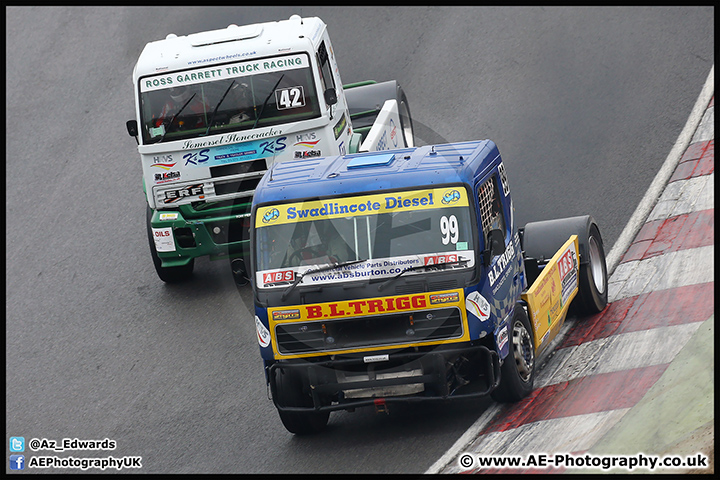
[5,6,714,474]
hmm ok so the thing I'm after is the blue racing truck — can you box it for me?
[250,140,608,434]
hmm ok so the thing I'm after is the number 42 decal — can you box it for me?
[275,86,305,110]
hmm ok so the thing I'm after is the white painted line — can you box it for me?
[425,403,505,474]
[606,65,715,275]
[441,410,630,474]
[535,323,703,389]
[691,101,714,143]
[647,173,714,222]
[609,245,714,301]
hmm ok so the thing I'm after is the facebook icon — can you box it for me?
[10,454,25,470]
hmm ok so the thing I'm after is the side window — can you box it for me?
[316,41,336,104]
[477,175,507,245]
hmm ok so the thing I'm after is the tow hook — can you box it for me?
[374,398,389,415]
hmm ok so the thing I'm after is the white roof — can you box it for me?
[133,15,326,82]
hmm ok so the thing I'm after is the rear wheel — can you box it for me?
[146,206,194,283]
[274,367,329,435]
[576,225,608,314]
[491,305,535,403]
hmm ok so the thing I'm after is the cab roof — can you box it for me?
[133,15,325,81]
[253,140,501,206]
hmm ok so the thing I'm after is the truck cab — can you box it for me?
[250,140,608,434]
[127,15,412,283]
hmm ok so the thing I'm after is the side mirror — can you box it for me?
[126,120,138,137]
[483,229,506,267]
[324,88,338,106]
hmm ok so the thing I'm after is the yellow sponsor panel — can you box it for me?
[521,236,580,352]
[256,186,469,228]
[268,289,470,359]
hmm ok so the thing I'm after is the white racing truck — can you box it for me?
[126,15,413,283]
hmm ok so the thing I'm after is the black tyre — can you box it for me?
[575,224,608,314]
[274,367,329,435]
[146,206,194,283]
[491,305,535,403]
[396,85,414,148]
[522,215,608,316]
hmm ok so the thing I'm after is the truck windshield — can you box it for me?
[138,53,321,144]
[254,187,476,289]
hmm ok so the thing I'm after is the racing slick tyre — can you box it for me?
[146,206,194,283]
[521,215,608,316]
[491,304,535,403]
[575,224,608,314]
[274,367,329,435]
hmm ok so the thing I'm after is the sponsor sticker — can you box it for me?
[255,316,271,348]
[255,187,468,228]
[496,323,509,355]
[151,227,175,252]
[158,213,179,221]
[466,291,491,321]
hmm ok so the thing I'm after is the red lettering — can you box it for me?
[306,305,323,319]
[263,269,295,285]
[396,297,410,310]
[328,303,346,317]
[367,299,384,313]
[384,298,396,311]
[411,295,427,309]
[347,301,366,314]
[558,250,574,279]
[424,254,458,265]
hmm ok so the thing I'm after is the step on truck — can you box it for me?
[250,140,609,434]
[126,15,413,283]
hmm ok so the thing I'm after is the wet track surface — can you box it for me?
[6,6,714,474]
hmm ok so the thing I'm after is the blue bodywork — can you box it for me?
[251,140,526,365]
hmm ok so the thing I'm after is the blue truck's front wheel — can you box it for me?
[491,304,535,403]
[273,367,329,435]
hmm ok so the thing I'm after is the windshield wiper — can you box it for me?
[281,258,367,301]
[159,92,196,143]
[252,74,284,130]
[377,257,469,292]
[202,80,236,136]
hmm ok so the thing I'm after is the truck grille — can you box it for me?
[275,307,463,355]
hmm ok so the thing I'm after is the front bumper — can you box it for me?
[150,203,252,266]
[268,344,501,413]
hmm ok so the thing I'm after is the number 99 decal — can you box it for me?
[275,86,306,110]
[440,215,459,245]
